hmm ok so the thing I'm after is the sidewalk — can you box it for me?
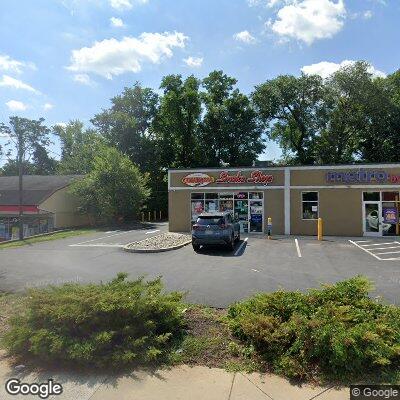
[0,351,349,400]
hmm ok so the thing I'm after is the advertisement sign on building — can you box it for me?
[383,207,398,224]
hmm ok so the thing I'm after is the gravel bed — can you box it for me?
[125,232,191,251]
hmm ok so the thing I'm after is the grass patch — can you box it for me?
[0,228,97,249]
[170,305,264,372]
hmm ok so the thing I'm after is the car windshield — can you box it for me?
[196,217,224,225]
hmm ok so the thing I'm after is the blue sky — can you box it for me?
[0,0,399,163]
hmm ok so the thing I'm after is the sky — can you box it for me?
[0,0,399,163]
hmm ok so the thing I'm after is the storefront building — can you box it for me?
[0,175,89,241]
[168,164,400,237]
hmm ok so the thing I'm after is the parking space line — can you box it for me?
[145,230,160,235]
[295,238,302,258]
[375,250,400,255]
[70,230,138,246]
[362,242,398,247]
[234,237,248,256]
[368,246,400,251]
[349,240,381,260]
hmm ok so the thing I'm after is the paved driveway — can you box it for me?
[1,225,399,307]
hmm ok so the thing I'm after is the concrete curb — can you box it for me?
[123,239,192,253]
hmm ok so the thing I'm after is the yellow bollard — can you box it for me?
[318,218,323,241]
[141,212,144,223]
[267,217,272,239]
[148,211,151,222]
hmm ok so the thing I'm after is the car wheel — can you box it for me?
[192,243,200,252]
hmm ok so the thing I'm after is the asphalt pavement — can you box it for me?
[1,224,399,307]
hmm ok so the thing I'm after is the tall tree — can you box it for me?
[252,74,326,165]
[153,74,202,168]
[0,117,51,239]
[200,70,265,166]
[54,120,106,174]
[91,83,159,171]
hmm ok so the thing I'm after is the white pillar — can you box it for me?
[284,168,290,235]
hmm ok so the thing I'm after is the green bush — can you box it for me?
[3,274,185,368]
[227,277,400,381]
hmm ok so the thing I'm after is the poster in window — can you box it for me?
[383,207,398,224]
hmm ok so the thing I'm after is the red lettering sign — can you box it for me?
[216,171,247,184]
[216,170,274,186]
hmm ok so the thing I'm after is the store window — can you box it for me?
[302,192,319,220]
[363,192,380,202]
[205,193,219,213]
[191,193,205,221]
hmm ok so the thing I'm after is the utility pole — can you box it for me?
[18,128,24,240]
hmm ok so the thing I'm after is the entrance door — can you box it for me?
[249,200,263,233]
[363,202,382,237]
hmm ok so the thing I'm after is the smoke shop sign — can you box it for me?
[326,170,400,184]
[182,170,274,187]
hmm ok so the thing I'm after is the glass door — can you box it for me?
[363,202,382,237]
[234,192,249,233]
[249,192,264,233]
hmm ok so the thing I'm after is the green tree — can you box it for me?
[70,146,150,223]
[153,74,202,168]
[0,117,52,239]
[252,74,326,164]
[200,70,265,166]
[91,83,159,171]
[55,120,106,174]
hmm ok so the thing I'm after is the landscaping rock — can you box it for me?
[124,233,191,253]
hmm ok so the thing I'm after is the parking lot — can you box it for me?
[0,225,399,307]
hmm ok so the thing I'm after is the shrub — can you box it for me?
[227,276,400,381]
[3,274,185,368]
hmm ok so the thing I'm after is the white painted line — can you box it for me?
[295,238,302,258]
[375,251,400,255]
[70,230,137,246]
[378,257,400,261]
[251,269,259,273]
[355,240,371,243]
[71,244,124,248]
[362,242,398,247]
[349,240,381,260]
[145,230,160,235]
[368,246,400,252]
[105,230,120,234]
[234,237,248,256]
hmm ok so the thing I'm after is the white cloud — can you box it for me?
[0,75,40,94]
[301,60,386,79]
[183,56,203,68]
[363,10,373,19]
[54,122,67,128]
[271,0,346,45]
[73,73,94,85]
[0,54,35,74]
[67,32,188,79]
[233,30,257,44]
[5,100,28,112]
[110,0,133,10]
[43,103,54,111]
[110,17,124,27]
[109,0,147,10]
